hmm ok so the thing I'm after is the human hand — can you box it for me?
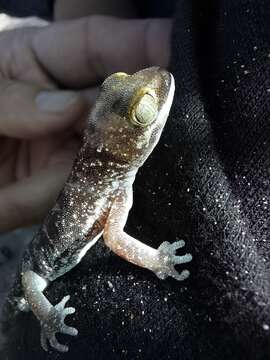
[0,15,171,232]
[0,16,88,232]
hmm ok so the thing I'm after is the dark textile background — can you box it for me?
[2,0,270,359]
[0,0,54,18]
[136,0,175,17]
[0,0,175,19]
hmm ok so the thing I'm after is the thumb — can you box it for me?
[0,80,87,139]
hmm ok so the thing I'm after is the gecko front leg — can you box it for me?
[103,188,192,280]
[22,271,78,352]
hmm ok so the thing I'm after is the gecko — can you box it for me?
[8,67,192,353]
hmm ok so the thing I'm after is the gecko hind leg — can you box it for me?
[22,271,78,352]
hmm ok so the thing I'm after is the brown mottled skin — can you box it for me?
[8,67,192,353]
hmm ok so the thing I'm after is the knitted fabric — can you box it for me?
[2,0,270,359]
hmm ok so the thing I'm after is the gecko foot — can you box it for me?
[40,295,78,352]
[155,240,192,281]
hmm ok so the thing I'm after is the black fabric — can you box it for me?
[2,0,270,359]
[135,0,176,18]
[0,0,175,19]
[0,0,54,19]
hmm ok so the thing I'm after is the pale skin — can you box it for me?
[14,68,192,353]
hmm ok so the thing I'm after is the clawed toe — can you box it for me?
[55,295,70,311]
[62,325,78,336]
[63,307,76,316]
[173,253,192,264]
[170,239,186,250]
[41,331,48,352]
[171,269,190,281]
[49,335,69,353]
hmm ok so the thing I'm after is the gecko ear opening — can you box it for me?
[129,89,158,127]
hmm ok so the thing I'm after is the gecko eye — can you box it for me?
[130,89,158,127]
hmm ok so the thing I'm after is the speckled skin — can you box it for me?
[9,67,192,353]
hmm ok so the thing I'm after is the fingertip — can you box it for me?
[35,90,88,135]
[0,80,88,139]
[36,90,80,112]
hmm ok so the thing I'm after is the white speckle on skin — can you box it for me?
[96,144,103,152]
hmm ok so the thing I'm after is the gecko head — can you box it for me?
[88,67,175,167]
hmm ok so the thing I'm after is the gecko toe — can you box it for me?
[172,269,190,281]
[173,253,193,264]
[55,295,70,311]
[63,307,76,316]
[49,335,68,353]
[40,331,48,352]
[62,325,78,336]
[171,239,185,250]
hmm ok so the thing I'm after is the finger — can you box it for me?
[32,16,172,88]
[81,86,99,106]
[0,165,71,232]
[14,134,79,184]
[27,133,80,175]
[73,86,99,133]
[16,141,29,180]
[0,80,88,138]
[0,138,19,187]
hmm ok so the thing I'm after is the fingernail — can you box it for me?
[36,91,79,112]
